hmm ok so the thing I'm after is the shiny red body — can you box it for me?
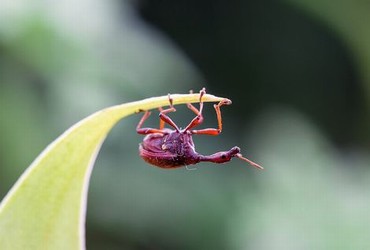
[137,88,263,170]
[140,129,198,168]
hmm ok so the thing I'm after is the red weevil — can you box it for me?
[137,88,263,170]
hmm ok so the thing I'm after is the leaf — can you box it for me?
[0,92,227,250]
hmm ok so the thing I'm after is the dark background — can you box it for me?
[139,0,367,147]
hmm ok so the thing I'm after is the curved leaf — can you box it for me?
[0,92,226,250]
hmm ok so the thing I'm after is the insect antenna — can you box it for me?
[236,153,264,170]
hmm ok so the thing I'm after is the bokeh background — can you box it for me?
[1,0,370,249]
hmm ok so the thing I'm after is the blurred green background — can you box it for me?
[1,0,370,249]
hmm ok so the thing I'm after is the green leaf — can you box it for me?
[0,92,226,250]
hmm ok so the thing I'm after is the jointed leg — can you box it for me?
[159,93,179,131]
[184,88,206,131]
[190,99,231,135]
[186,88,205,115]
[136,111,165,135]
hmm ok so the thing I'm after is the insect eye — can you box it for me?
[221,154,226,159]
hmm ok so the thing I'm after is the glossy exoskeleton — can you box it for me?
[137,88,263,170]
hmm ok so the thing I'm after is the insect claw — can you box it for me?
[220,98,232,106]
[199,88,206,102]
[135,109,146,114]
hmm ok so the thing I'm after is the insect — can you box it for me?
[137,88,263,170]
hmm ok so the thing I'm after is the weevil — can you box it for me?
[137,88,263,170]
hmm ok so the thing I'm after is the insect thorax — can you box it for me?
[161,131,195,156]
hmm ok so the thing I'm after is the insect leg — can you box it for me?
[190,98,231,135]
[136,111,151,130]
[159,93,180,131]
[186,88,205,115]
[190,128,220,135]
[136,111,165,134]
[184,88,206,131]
[158,106,176,128]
